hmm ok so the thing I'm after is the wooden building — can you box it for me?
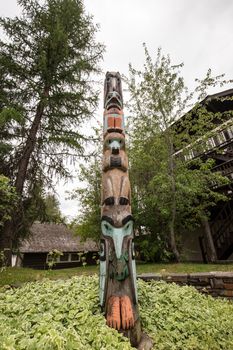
[18,222,98,269]
[175,89,233,262]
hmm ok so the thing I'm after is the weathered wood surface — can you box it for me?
[100,72,152,348]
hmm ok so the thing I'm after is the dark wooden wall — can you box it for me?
[23,253,47,269]
[22,251,98,269]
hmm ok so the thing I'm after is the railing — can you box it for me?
[173,123,233,162]
[210,201,233,259]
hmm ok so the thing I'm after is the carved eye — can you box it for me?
[99,241,106,260]
[100,243,104,254]
[119,140,122,144]
[101,220,113,236]
[124,221,133,235]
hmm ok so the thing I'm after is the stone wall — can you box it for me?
[138,272,233,300]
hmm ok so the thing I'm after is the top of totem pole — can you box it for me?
[104,71,123,110]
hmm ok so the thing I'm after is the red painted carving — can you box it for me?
[106,295,135,330]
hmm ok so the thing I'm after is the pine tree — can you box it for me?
[0,0,104,265]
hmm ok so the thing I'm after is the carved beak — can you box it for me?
[110,140,120,154]
[112,77,117,91]
[101,220,133,260]
[112,228,125,259]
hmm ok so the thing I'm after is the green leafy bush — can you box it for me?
[47,250,63,270]
[0,276,232,349]
[138,279,233,349]
[0,276,131,350]
[135,236,172,262]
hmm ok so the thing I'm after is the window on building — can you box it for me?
[70,253,81,262]
[60,253,69,262]
[51,252,83,263]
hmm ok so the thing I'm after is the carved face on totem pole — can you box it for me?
[100,72,139,336]
[103,132,126,153]
[104,71,123,110]
[103,72,124,135]
[103,132,128,170]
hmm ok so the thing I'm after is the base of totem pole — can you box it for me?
[121,319,153,349]
[137,332,154,350]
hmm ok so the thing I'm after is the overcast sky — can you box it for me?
[1,0,233,219]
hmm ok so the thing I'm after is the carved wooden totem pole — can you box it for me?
[100,72,151,348]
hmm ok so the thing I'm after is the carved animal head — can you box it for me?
[104,132,125,154]
[104,72,123,110]
[102,205,132,227]
[101,214,133,259]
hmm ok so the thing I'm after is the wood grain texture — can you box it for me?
[100,72,152,349]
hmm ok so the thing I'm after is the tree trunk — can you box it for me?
[169,224,180,262]
[158,97,180,263]
[15,90,49,194]
[201,218,217,263]
[168,136,180,262]
[0,89,49,266]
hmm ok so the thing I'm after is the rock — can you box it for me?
[137,332,153,350]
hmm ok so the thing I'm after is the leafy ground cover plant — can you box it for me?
[138,279,233,350]
[0,276,232,349]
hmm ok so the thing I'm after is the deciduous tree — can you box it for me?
[126,45,230,261]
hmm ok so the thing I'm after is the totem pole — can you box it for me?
[99,72,152,348]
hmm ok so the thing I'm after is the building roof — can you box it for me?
[172,88,233,139]
[19,222,98,253]
[202,88,233,113]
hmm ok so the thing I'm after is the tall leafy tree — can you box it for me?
[126,45,230,262]
[0,0,104,264]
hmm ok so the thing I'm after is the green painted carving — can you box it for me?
[99,259,106,306]
[99,240,108,307]
[101,220,133,259]
[109,251,129,281]
[131,242,138,303]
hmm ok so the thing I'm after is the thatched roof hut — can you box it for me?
[18,222,98,269]
[20,222,98,253]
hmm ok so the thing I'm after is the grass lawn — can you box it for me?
[0,262,232,287]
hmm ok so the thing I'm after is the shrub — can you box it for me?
[138,279,233,349]
[0,276,232,349]
[47,250,63,270]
